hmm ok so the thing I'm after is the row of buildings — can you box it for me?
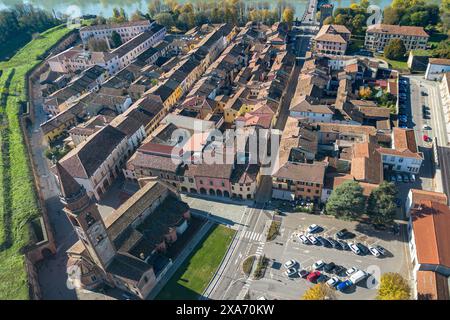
[313,23,429,56]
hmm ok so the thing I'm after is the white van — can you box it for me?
[349,270,367,284]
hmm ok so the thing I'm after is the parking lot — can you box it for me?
[246,212,411,300]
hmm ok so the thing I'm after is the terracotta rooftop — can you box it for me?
[393,127,417,153]
[411,200,450,269]
[367,24,429,37]
[416,270,450,300]
[54,162,82,199]
[410,189,448,206]
[273,162,326,184]
[350,136,383,184]
[429,58,450,66]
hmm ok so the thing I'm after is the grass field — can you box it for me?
[156,224,236,300]
[0,25,71,299]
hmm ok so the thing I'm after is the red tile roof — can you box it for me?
[411,201,450,269]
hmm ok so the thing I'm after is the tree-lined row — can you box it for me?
[0,3,59,45]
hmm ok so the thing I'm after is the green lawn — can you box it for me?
[156,224,236,300]
[375,54,409,72]
[0,25,71,299]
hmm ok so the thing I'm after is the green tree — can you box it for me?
[384,39,407,60]
[111,31,122,48]
[325,180,366,220]
[383,7,400,24]
[377,273,411,300]
[302,283,337,300]
[351,14,366,34]
[432,40,450,59]
[87,38,109,52]
[131,10,145,22]
[367,181,398,225]
[154,12,175,29]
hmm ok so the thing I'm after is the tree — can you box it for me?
[87,38,109,52]
[359,87,373,99]
[351,14,366,34]
[432,40,450,59]
[323,16,334,25]
[384,39,407,61]
[367,182,398,225]
[154,12,175,29]
[382,7,400,24]
[325,181,366,220]
[282,7,294,28]
[302,283,337,300]
[111,31,122,48]
[377,273,411,300]
[131,10,145,22]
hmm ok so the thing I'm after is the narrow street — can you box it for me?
[28,77,78,299]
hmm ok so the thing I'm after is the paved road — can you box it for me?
[204,30,315,300]
[28,77,78,300]
[407,75,450,202]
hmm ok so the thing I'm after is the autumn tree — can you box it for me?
[377,273,411,300]
[282,7,294,29]
[359,87,373,99]
[302,283,337,300]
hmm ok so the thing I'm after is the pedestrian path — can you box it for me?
[242,230,264,242]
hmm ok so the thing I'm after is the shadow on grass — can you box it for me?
[155,224,234,300]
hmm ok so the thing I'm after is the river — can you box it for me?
[0,0,395,19]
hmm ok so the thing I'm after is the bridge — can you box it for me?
[300,0,320,26]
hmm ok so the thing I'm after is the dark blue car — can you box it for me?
[337,280,353,292]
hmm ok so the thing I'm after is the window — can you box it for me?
[85,213,96,227]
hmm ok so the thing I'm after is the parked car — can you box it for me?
[390,175,397,182]
[357,243,370,255]
[298,270,309,278]
[396,174,403,182]
[403,174,410,183]
[368,246,381,257]
[335,229,348,239]
[307,271,321,283]
[324,262,336,273]
[308,235,319,245]
[349,270,368,284]
[410,174,416,182]
[317,274,329,283]
[327,237,340,249]
[284,259,298,269]
[326,276,340,288]
[307,224,320,233]
[285,267,297,277]
[376,245,387,256]
[423,134,431,142]
[333,265,346,276]
[299,234,310,244]
[337,280,353,292]
[346,267,358,276]
[422,124,431,130]
[313,260,325,270]
[317,236,331,247]
[338,240,350,251]
[349,243,361,255]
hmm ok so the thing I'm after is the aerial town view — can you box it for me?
[0,0,449,306]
